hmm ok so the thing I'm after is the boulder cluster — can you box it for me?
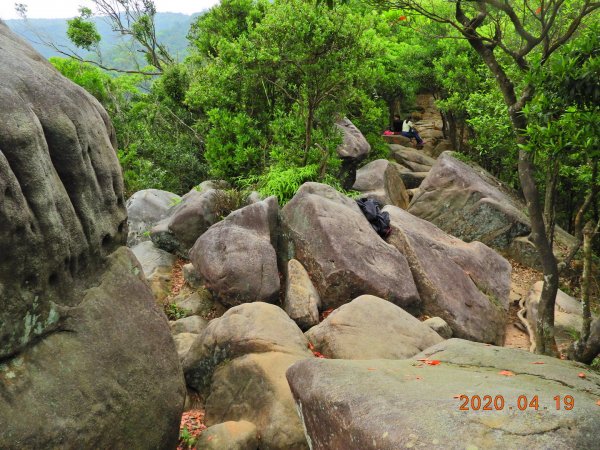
[2,22,596,450]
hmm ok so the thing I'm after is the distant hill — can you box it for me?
[4,12,204,69]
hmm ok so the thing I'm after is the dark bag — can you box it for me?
[356,198,392,239]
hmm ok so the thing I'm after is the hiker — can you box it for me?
[401,115,424,148]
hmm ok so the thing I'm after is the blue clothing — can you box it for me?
[401,130,423,145]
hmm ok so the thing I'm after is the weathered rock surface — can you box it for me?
[206,353,309,450]
[131,240,176,301]
[384,206,510,344]
[408,152,576,268]
[526,281,596,350]
[126,189,180,247]
[189,197,280,306]
[352,159,409,208]
[0,249,185,449]
[182,262,203,289]
[335,118,370,190]
[287,339,600,450]
[382,133,412,146]
[0,23,184,448]
[195,421,258,450]
[423,317,453,339]
[170,315,208,335]
[172,288,221,318]
[280,183,420,311]
[306,295,443,359]
[150,187,223,254]
[183,302,311,394]
[183,302,311,450]
[173,332,197,361]
[284,259,321,331]
[389,144,436,169]
[335,117,370,159]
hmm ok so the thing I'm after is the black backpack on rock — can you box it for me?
[356,198,392,239]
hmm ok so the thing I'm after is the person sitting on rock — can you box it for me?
[401,116,424,149]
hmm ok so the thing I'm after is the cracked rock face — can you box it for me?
[0,23,184,448]
[384,205,510,345]
[189,197,280,306]
[287,339,600,450]
[280,183,420,311]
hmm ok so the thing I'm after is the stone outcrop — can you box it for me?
[306,295,443,359]
[384,206,510,344]
[131,240,177,301]
[280,183,420,311]
[126,189,180,247]
[150,187,224,254]
[286,339,600,450]
[408,152,575,268]
[284,259,321,331]
[183,303,311,449]
[195,421,258,450]
[352,159,410,208]
[389,144,436,172]
[335,118,370,189]
[0,22,184,448]
[189,197,280,306]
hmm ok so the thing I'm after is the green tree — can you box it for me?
[378,0,599,355]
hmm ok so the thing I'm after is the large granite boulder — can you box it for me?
[183,302,311,450]
[150,187,224,254]
[131,240,177,302]
[189,197,280,306]
[409,152,575,268]
[389,144,436,172]
[384,206,510,344]
[284,259,321,331]
[126,189,180,247]
[335,118,370,189]
[195,421,258,450]
[280,183,420,311]
[0,23,184,448]
[306,295,443,359]
[287,339,600,450]
[352,159,410,208]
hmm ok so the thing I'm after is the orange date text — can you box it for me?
[457,394,574,411]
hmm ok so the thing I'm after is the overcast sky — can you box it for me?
[0,0,220,20]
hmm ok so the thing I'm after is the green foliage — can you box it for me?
[66,7,101,51]
[165,303,188,321]
[179,426,196,448]
[238,164,345,204]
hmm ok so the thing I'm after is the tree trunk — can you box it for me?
[303,104,315,166]
[465,35,558,355]
[544,158,560,247]
[570,221,597,363]
[580,221,594,344]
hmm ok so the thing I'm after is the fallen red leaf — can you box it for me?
[531,361,545,364]
[321,308,334,320]
[425,360,441,366]
[499,370,515,376]
[399,15,407,21]
[578,372,586,379]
